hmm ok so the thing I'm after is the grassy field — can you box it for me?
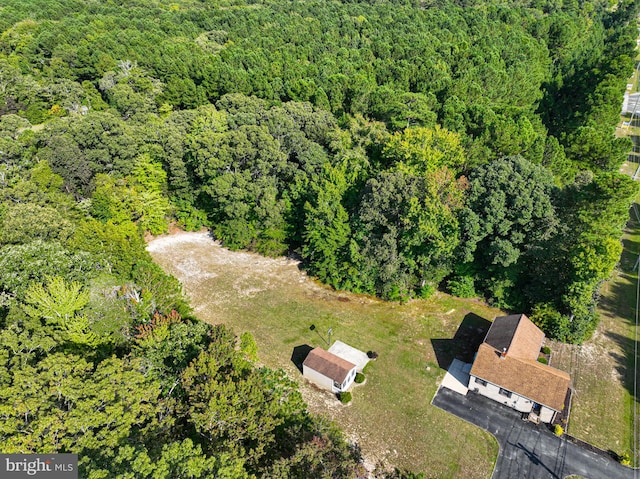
[147,230,638,475]
[148,233,500,477]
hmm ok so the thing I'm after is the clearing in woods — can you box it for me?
[147,230,637,474]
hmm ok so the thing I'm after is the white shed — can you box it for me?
[303,347,357,393]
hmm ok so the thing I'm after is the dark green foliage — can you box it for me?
[132,261,192,317]
[355,372,365,384]
[339,391,353,403]
[537,357,548,364]
[0,2,636,476]
[459,156,558,308]
[461,156,558,269]
[541,346,551,355]
[0,11,636,479]
[302,164,352,288]
[525,172,638,342]
[0,188,364,478]
[70,219,148,278]
[262,419,365,478]
[0,241,98,299]
[349,165,464,300]
[446,276,477,299]
[0,202,73,244]
[374,467,426,479]
[134,311,211,393]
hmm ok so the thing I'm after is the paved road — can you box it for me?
[432,387,635,479]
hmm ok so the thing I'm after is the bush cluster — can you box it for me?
[339,391,352,404]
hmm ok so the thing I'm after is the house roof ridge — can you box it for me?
[303,347,356,384]
[507,313,527,355]
[470,313,570,412]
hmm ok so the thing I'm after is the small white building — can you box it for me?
[303,347,357,393]
[468,314,571,424]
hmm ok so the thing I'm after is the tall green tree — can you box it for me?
[459,156,558,307]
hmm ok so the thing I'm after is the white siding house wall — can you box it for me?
[303,364,357,393]
[340,368,357,392]
[303,365,333,391]
[469,375,534,413]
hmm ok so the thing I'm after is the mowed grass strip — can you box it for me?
[148,233,499,477]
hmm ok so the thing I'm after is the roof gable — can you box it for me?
[470,344,570,411]
[484,314,544,361]
[303,347,356,383]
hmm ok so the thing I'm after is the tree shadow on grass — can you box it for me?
[431,313,491,370]
[291,344,314,374]
[599,207,640,323]
[604,330,638,402]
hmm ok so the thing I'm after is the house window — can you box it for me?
[475,377,487,387]
[333,381,341,389]
[499,388,512,398]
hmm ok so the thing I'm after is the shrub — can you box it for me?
[554,424,564,436]
[537,357,548,364]
[338,391,352,403]
[417,283,435,299]
[447,275,476,298]
[367,350,378,359]
[541,346,551,355]
[355,372,365,384]
[620,452,631,466]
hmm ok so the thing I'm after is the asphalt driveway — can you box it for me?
[432,387,635,479]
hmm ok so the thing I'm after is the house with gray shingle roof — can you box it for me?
[468,314,571,424]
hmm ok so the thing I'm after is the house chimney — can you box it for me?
[500,347,507,359]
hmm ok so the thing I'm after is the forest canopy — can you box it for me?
[1,0,638,339]
[1,0,639,474]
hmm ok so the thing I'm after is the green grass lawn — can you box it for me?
[148,234,500,477]
[148,229,638,474]
[219,289,501,476]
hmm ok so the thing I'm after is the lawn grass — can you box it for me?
[148,234,500,477]
[148,229,639,474]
